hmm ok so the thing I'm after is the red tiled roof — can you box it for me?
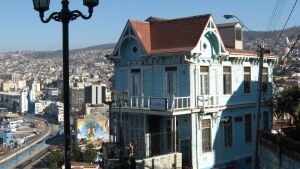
[130,20,151,53]
[129,14,212,54]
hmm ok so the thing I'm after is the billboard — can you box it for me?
[77,119,108,142]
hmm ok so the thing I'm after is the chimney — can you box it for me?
[217,22,243,50]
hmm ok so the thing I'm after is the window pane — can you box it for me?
[235,27,242,41]
[262,68,268,92]
[223,67,231,94]
[244,67,251,93]
[224,117,233,148]
[245,114,252,143]
[131,71,141,96]
[200,74,209,95]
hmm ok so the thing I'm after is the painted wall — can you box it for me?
[191,105,272,169]
[77,119,108,142]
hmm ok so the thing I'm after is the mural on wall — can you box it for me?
[77,119,108,142]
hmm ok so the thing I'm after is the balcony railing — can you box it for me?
[197,95,220,108]
[172,96,191,110]
[115,94,220,111]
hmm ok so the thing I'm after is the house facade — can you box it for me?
[107,14,276,169]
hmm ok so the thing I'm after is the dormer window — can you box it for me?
[132,46,138,54]
[235,27,242,41]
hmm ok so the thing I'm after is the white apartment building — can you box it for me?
[84,84,106,105]
[20,89,28,113]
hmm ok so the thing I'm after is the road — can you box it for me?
[13,115,61,169]
[0,114,59,169]
[15,134,63,169]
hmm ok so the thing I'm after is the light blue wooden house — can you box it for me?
[107,14,277,169]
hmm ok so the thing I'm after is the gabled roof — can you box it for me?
[130,20,151,53]
[129,14,212,55]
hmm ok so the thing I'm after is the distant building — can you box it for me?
[1,81,17,92]
[70,87,85,113]
[0,91,20,112]
[72,66,82,75]
[17,80,27,89]
[19,89,28,113]
[11,73,21,83]
[84,84,106,105]
[31,81,41,92]
[49,102,64,124]
[33,100,52,114]
[0,127,12,148]
[44,88,61,101]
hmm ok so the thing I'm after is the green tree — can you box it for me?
[83,143,97,163]
[44,105,52,115]
[49,151,64,169]
[72,141,81,161]
[274,86,300,126]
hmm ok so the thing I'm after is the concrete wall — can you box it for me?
[137,153,182,169]
[259,131,300,169]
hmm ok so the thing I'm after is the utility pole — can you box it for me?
[253,44,264,169]
[118,96,125,165]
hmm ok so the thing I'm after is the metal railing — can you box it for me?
[127,95,192,111]
[197,95,220,108]
[172,96,191,110]
[115,94,220,111]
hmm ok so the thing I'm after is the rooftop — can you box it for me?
[129,14,212,54]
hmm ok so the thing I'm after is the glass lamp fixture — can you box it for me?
[83,0,99,8]
[223,14,234,19]
[33,0,50,12]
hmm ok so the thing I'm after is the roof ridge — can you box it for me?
[128,19,149,24]
[151,13,212,23]
[129,14,212,24]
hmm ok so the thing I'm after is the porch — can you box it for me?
[110,113,192,166]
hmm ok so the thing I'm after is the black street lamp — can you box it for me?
[32,0,99,168]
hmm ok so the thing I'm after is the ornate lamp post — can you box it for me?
[32,0,99,168]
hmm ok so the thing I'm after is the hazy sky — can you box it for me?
[0,0,299,52]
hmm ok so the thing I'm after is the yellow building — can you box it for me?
[2,81,17,92]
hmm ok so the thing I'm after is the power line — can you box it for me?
[265,0,281,33]
[264,0,288,39]
[273,0,299,48]
[279,33,300,64]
